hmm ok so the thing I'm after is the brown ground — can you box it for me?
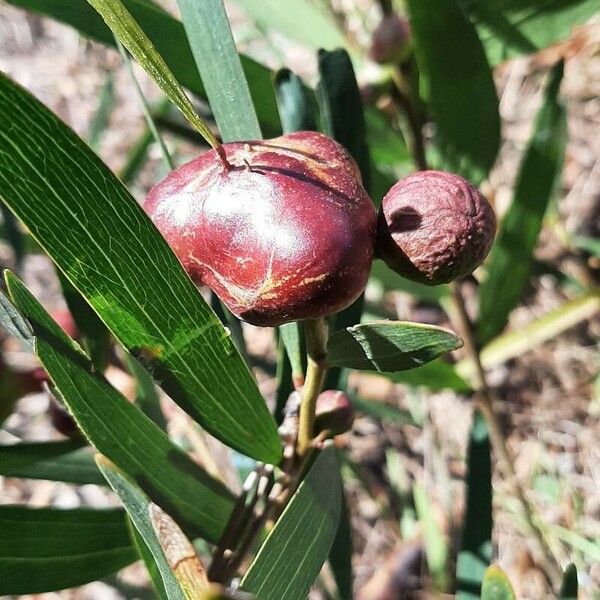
[0,2,598,599]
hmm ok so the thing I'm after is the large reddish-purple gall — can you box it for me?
[144,131,376,326]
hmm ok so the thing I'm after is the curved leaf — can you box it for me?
[328,321,462,372]
[0,505,136,594]
[0,71,281,463]
[275,69,317,134]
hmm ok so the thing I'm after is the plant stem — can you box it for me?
[115,39,174,171]
[390,67,428,171]
[297,318,328,456]
[450,281,562,587]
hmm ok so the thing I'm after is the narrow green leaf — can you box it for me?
[57,269,111,370]
[461,0,598,67]
[328,486,353,600]
[480,566,516,600]
[459,290,600,379]
[120,97,172,184]
[116,38,174,171]
[406,0,500,182]
[456,411,492,599]
[0,72,281,463]
[233,0,346,51]
[279,321,306,387]
[328,321,462,372]
[0,287,33,347]
[559,563,578,600]
[0,440,105,485]
[123,352,167,430]
[274,335,294,425]
[316,48,369,187]
[176,0,262,142]
[129,521,170,600]
[88,71,116,149]
[241,447,342,600]
[478,61,566,344]
[0,505,136,594]
[7,273,235,542]
[97,457,204,600]
[413,483,450,591]
[87,0,219,148]
[274,69,317,134]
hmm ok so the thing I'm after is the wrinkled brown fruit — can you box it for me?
[376,170,496,285]
[314,389,355,436]
[144,131,376,326]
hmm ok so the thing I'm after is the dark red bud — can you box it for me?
[314,389,355,436]
[144,131,376,326]
[370,14,412,65]
[48,397,80,438]
[376,170,496,285]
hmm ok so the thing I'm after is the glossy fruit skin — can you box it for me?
[376,170,496,285]
[370,14,412,64]
[314,389,355,436]
[144,131,376,326]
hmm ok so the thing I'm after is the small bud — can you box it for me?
[376,170,496,285]
[314,390,355,436]
[370,14,412,65]
[48,397,80,438]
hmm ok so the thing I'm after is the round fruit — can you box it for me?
[144,131,376,326]
[376,170,496,285]
[370,14,412,65]
[314,389,355,436]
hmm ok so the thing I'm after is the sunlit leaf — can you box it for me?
[7,273,235,542]
[176,0,262,142]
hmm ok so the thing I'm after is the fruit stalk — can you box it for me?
[297,318,329,455]
[450,281,562,587]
